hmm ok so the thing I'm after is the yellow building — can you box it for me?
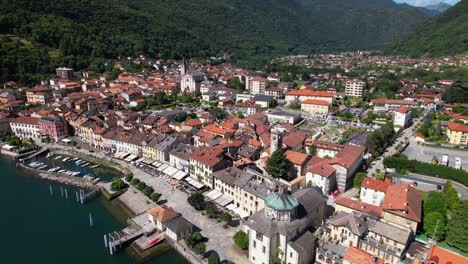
[446,122,468,145]
[301,99,331,116]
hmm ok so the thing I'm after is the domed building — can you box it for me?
[244,187,327,264]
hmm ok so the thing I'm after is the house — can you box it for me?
[393,107,412,128]
[38,116,69,142]
[244,188,327,264]
[381,184,422,233]
[164,215,194,241]
[305,156,337,195]
[236,101,261,116]
[147,205,178,232]
[284,150,310,178]
[446,122,468,145]
[180,72,208,94]
[301,99,331,116]
[253,95,274,108]
[360,178,391,206]
[189,146,229,188]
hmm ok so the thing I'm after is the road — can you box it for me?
[391,172,468,199]
[367,113,425,177]
[403,139,467,171]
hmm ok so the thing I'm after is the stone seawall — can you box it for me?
[17,162,98,190]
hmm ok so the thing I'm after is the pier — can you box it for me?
[105,227,145,255]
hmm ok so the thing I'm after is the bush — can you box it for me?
[384,155,468,186]
[219,212,232,224]
[150,192,161,203]
[208,251,220,264]
[131,178,140,186]
[194,243,206,255]
[110,178,127,191]
[233,231,249,250]
[125,174,133,182]
[143,186,154,197]
[205,203,218,218]
[136,182,146,191]
[353,172,366,188]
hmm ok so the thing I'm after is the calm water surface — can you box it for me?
[0,156,187,264]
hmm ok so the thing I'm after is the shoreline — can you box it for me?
[4,149,188,263]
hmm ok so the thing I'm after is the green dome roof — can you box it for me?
[265,192,299,211]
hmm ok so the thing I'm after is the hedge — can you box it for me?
[384,156,468,186]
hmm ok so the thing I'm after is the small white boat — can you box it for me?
[92,178,100,183]
[38,165,48,170]
[71,172,81,176]
[58,169,66,173]
[62,157,70,162]
[90,164,100,169]
[75,160,84,165]
[71,157,78,161]
[81,163,89,167]
[46,153,53,158]
[54,156,62,160]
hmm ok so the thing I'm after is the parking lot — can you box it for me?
[403,139,467,171]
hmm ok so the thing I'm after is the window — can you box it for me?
[256,232,263,241]
[262,246,265,253]
[290,252,293,258]
[253,240,256,248]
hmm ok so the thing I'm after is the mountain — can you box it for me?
[389,0,468,56]
[418,2,452,15]
[0,0,429,84]
[394,0,459,6]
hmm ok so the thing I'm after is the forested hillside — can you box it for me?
[389,0,468,56]
[0,0,429,84]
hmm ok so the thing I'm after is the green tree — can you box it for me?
[136,182,146,191]
[424,191,448,216]
[271,247,284,264]
[6,136,21,146]
[194,243,206,255]
[226,78,244,92]
[308,145,317,156]
[208,251,220,264]
[353,173,366,188]
[125,174,133,182]
[446,200,468,251]
[205,203,218,218]
[219,212,232,224]
[233,231,249,250]
[288,98,301,109]
[150,192,161,203]
[143,186,154,197]
[443,181,459,210]
[209,107,227,120]
[423,211,446,240]
[110,178,127,191]
[185,232,203,248]
[188,191,205,210]
[266,149,293,181]
[131,178,140,186]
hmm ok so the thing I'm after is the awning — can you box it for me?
[135,157,146,163]
[125,155,138,162]
[185,177,205,189]
[157,164,169,172]
[232,207,250,219]
[172,171,188,180]
[226,204,237,211]
[151,161,161,168]
[204,190,233,207]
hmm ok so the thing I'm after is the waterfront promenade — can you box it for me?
[38,141,247,263]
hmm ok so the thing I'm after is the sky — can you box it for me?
[393,0,461,6]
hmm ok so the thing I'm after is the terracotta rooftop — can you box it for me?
[426,245,467,264]
[361,178,392,193]
[287,89,333,97]
[335,197,383,217]
[147,205,178,223]
[395,107,410,114]
[447,122,468,133]
[11,116,39,125]
[307,156,336,177]
[344,247,384,264]
[382,184,422,222]
[284,150,310,165]
[302,99,331,106]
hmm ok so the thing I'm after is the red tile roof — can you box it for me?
[395,107,410,114]
[382,184,422,222]
[284,150,310,165]
[447,122,468,133]
[344,247,384,264]
[361,178,391,193]
[287,89,333,97]
[190,146,225,167]
[307,156,336,177]
[426,245,468,264]
[283,131,306,149]
[11,116,39,125]
[302,99,331,106]
[335,197,383,217]
[147,205,178,223]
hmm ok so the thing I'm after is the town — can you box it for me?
[0,51,467,264]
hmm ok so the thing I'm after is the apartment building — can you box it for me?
[345,79,365,98]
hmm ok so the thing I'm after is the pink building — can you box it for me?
[38,117,68,142]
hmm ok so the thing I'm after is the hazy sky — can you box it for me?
[393,0,461,6]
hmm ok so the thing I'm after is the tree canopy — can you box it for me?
[266,149,293,181]
[446,200,468,251]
